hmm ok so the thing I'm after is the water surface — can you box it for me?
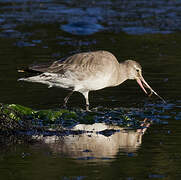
[0,0,181,179]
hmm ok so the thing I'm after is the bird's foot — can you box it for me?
[61,102,68,109]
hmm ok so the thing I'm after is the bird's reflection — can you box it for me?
[34,119,150,160]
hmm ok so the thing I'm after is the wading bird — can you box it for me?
[19,51,165,110]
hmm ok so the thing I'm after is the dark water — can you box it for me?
[0,0,181,179]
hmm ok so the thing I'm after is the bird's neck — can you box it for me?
[118,62,129,84]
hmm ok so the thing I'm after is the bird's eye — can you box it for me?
[136,69,139,72]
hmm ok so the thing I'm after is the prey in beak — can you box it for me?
[136,70,166,103]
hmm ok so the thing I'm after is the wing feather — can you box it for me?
[29,51,119,83]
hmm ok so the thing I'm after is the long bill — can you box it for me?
[136,75,166,103]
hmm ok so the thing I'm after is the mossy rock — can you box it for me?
[0,103,142,133]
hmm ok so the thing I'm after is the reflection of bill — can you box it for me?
[34,119,150,160]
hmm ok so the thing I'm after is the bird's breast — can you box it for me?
[75,70,118,92]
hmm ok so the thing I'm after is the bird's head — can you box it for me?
[124,60,165,102]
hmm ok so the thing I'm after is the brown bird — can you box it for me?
[19,51,165,110]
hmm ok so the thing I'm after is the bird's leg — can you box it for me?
[63,91,74,107]
[86,104,90,111]
[82,91,90,111]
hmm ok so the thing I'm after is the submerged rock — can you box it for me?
[61,21,103,35]
[0,103,144,134]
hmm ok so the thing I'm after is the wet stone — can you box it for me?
[61,21,103,35]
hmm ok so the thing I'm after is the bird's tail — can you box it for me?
[18,76,40,83]
[18,73,73,89]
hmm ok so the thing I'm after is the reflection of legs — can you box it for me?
[63,91,74,107]
[82,91,90,111]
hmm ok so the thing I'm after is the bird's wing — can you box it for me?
[28,56,67,72]
[50,51,117,74]
[29,51,119,82]
[29,62,53,72]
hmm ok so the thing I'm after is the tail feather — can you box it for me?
[18,78,26,81]
[18,73,75,90]
[29,62,52,72]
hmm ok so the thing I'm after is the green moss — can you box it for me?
[8,104,35,116]
[0,103,143,131]
[37,109,70,121]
